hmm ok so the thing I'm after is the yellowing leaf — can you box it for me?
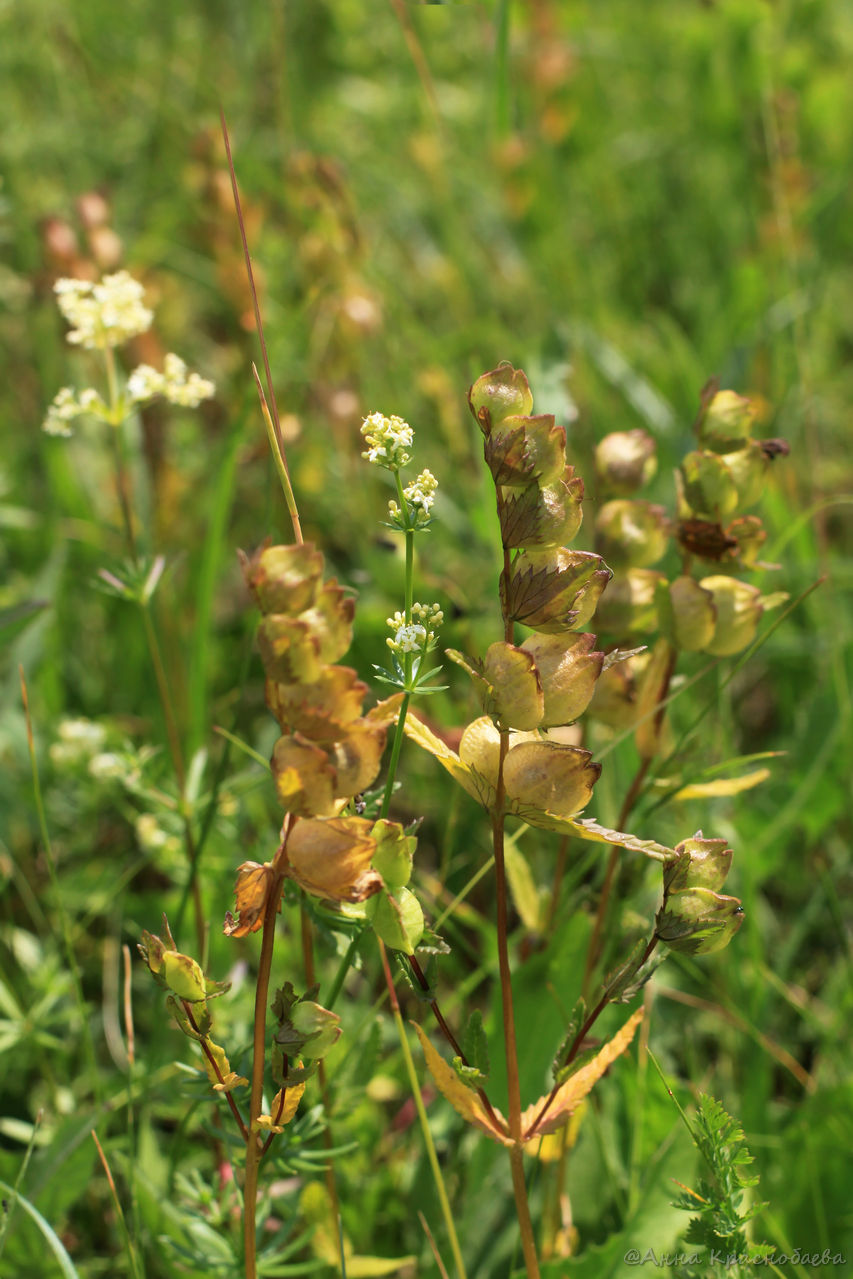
[255,1080,307,1131]
[528,1103,587,1162]
[285,816,380,903]
[272,734,337,817]
[521,1009,644,1143]
[412,1023,511,1146]
[299,1181,416,1275]
[202,1038,247,1092]
[673,768,771,801]
[213,1070,249,1093]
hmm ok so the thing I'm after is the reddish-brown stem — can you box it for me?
[582,644,677,996]
[219,109,302,546]
[581,757,650,999]
[530,935,659,1137]
[407,954,502,1131]
[182,1001,249,1142]
[300,903,342,1223]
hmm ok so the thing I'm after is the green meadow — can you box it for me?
[1,1,851,1276]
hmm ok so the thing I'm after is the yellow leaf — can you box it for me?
[299,1182,416,1275]
[411,1023,511,1146]
[255,1079,306,1131]
[528,1103,587,1162]
[521,1008,644,1143]
[672,768,770,801]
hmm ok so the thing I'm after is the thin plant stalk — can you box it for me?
[220,108,302,546]
[378,940,468,1279]
[91,1129,144,1279]
[244,856,288,1279]
[492,727,541,1278]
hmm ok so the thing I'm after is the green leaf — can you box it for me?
[0,1179,81,1279]
[365,887,424,955]
[461,1008,490,1079]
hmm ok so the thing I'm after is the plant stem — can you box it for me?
[220,110,303,547]
[380,692,411,820]
[493,729,540,1277]
[244,863,287,1279]
[582,645,676,996]
[378,941,467,1279]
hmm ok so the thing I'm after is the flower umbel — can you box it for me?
[360,412,414,470]
[388,468,439,528]
[43,271,215,436]
[386,602,443,656]
[54,271,153,350]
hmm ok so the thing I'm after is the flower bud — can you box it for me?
[499,465,583,549]
[725,516,767,568]
[718,441,768,510]
[519,632,604,727]
[679,451,740,521]
[595,500,669,568]
[243,543,325,616]
[663,833,733,894]
[656,576,716,652]
[655,887,743,955]
[502,548,610,632]
[699,575,763,656]
[592,568,664,636]
[485,414,566,488]
[162,950,208,1002]
[698,390,754,454]
[595,430,657,496]
[587,652,649,730]
[468,362,533,432]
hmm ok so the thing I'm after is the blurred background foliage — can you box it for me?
[1,0,851,1275]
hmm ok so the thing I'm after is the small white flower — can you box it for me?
[50,718,107,766]
[88,752,126,781]
[43,387,82,436]
[385,602,443,655]
[393,623,427,653]
[360,412,414,470]
[54,270,153,350]
[126,363,166,403]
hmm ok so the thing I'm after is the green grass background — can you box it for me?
[2,0,851,1275]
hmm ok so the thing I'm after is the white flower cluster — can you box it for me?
[49,717,108,766]
[54,271,153,350]
[386,601,444,655]
[388,468,438,526]
[43,386,108,436]
[360,412,414,470]
[43,273,215,436]
[135,813,181,862]
[126,354,215,408]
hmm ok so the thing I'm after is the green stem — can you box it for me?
[379,692,411,820]
[378,941,467,1279]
